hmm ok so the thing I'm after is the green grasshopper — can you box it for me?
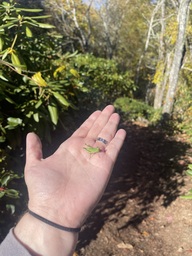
[83,144,101,155]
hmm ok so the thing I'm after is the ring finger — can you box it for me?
[95,113,120,148]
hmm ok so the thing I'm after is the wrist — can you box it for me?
[14,213,79,256]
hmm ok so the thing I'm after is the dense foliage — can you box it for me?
[0,1,86,203]
[71,54,136,108]
[114,97,162,124]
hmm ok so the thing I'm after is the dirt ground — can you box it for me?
[75,120,192,256]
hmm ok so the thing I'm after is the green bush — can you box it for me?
[0,1,87,145]
[70,54,136,108]
[114,97,162,124]
[0,1,87,202]
[0,169,20,199]
[174,83,192,142]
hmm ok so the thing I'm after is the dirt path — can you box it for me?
[76,121,192,256]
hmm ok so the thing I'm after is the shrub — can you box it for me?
[174,82,192,142]
[0,1,87,202]
[114,97,162,124]
[70,54,136,108]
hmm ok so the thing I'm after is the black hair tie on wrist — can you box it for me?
[28,209,81,233]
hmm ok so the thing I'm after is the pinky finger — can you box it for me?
[106,129,126,161]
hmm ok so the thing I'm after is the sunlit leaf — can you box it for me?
[52,92,70,107]
[32,72,47,87]
[11,52,22,73]
[5,97,16,104]
[33,113,39,122]
[25,15,52,19]
[16,8,43,12]
[0,37,4,51]
[1,174,11,186]
[35,100,42,109]
[186,169,192,176]
[5,117,22,130]
[70,68,80,78]
[26,26,33,37]
[11,51,27,73]
[53,66,66,78]
[2,49,9,60]
[48,104,58,125]
[181,194,192,199]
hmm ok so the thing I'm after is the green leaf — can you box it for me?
[52,92,70,107]
[5,97,16,104]
[26,26,33,37]
[180,194,192,199]
[70,68,80,78]
[5,189,19,198]
[2,49,9,60]
[16,8,43,12]
[48,104,58,125]
[186,169,192,176]
[1,174,11,186]
[0,136,6,143]
[33,113,39,122]
[26,111,33,118]
[35,100,42,109]
[188,164,192,170]
[53,66,66,78]
[11,52,22,73]
[0,74,8,81]
[0,37,4,51]
[37,23,55,29]
[6,204,15,214]
[25,15,52,20]
[5,117,22,130]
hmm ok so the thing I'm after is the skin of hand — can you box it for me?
[14,105,126,256]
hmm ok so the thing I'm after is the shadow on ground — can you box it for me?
[76,121,190,251]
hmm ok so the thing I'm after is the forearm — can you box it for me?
[14,213,79,256]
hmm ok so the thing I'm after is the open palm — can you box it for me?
[25,105,126,229]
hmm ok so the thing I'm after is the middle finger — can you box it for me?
[86,105,115,139]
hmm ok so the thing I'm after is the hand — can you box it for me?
[14,105,126,256]
[25,105,126,228]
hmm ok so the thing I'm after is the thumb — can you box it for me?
[26,132,43,164]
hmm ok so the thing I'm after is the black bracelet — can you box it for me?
[28,209,81,233]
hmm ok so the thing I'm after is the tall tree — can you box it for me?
[163,0,191,114]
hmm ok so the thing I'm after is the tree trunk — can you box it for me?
[162,0,191,115]
[154,0,166,109]
[154,53,172,109]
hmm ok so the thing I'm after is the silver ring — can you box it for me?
[97,137,108,145]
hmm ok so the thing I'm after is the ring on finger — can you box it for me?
[97,137,108,145]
